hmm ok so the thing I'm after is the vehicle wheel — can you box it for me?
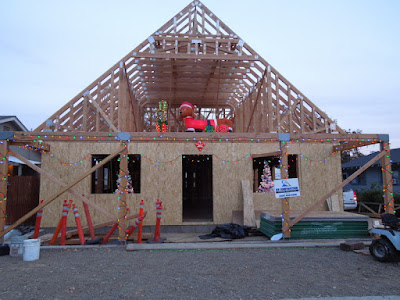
[369,239,396,262]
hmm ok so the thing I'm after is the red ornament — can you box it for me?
[161,123,168,132]
[216,124,228,132]
[195,141,205,151]
[156,123,169,132]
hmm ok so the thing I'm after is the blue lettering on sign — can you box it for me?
[276,187,299,192]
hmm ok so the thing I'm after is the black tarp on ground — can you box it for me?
[199,223,252,239]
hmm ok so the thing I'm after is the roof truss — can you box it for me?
[36,0,343,135]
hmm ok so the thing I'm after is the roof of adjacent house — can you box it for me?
[342,148,400,169]
[0,116,28,131]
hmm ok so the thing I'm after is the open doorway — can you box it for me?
[182,155,213,222]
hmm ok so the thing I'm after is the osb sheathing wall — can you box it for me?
[39,141,342,227]
[251,142,343,212]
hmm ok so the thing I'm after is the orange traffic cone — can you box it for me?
[82,198,95,240]
[101,222,119,245]
[33,200,44,239]
[148,199,165,243]
[72,204,85,245]
[50,200,73,245]
[60,202,71,246]
[137,200,144,243]
[125,215,144,239]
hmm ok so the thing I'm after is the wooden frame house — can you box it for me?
[0,1,394,241]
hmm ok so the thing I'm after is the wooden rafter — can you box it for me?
[35,0,344,136]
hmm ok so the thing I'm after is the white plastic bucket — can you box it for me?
[9,236,24,257]
[23,239,41,261]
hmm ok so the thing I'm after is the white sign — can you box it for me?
[274,178,300,198]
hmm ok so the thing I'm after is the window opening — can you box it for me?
[253,155,298,192]
[91,154,141,194]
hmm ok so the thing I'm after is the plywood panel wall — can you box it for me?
[39,141,341,227]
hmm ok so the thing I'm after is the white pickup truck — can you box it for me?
[343,189,357,210]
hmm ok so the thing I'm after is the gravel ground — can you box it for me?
[0,245,399,300]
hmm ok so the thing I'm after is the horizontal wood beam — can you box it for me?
[333,140,380,152]
[10,131,386,144]
[252,151,281,158]
[152,36,242,44]
[133,52,259,61]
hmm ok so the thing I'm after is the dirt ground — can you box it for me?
[1,243,400,300]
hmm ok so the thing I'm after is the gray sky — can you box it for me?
[1,0,399,151]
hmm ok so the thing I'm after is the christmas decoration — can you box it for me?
[156,100,169,132]
[257,160,275,192]
[115,174,134,193]
[195,141,205,151]
[216,124,229,132]
[178,101,233,132]
[204,123,215,132]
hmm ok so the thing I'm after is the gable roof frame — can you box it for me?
[35,0,343,135]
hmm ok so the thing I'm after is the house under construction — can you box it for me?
[0,1,394,241]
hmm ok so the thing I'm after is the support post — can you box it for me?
[118,63,129,131]
[380,142,394,213]
[266,66,273,132]
[280,140,290,238]
[246,68,268,132]
[118,144,129,242]
[0,140,8,240]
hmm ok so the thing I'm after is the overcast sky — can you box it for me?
[1,0,399,151]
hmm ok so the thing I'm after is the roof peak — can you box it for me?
[150,0,241,38]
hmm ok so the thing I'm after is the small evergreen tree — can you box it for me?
[257,160,275,192]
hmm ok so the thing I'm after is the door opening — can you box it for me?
[182,155,213,222]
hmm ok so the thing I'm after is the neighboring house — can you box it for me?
[342,148,400,194]
[0,116,41,174]
[0,116,28,132]
[0,116,41,225]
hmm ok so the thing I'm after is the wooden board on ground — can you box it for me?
[326,195,340,211]
[64,239,82,245]
[161,233,232,243]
